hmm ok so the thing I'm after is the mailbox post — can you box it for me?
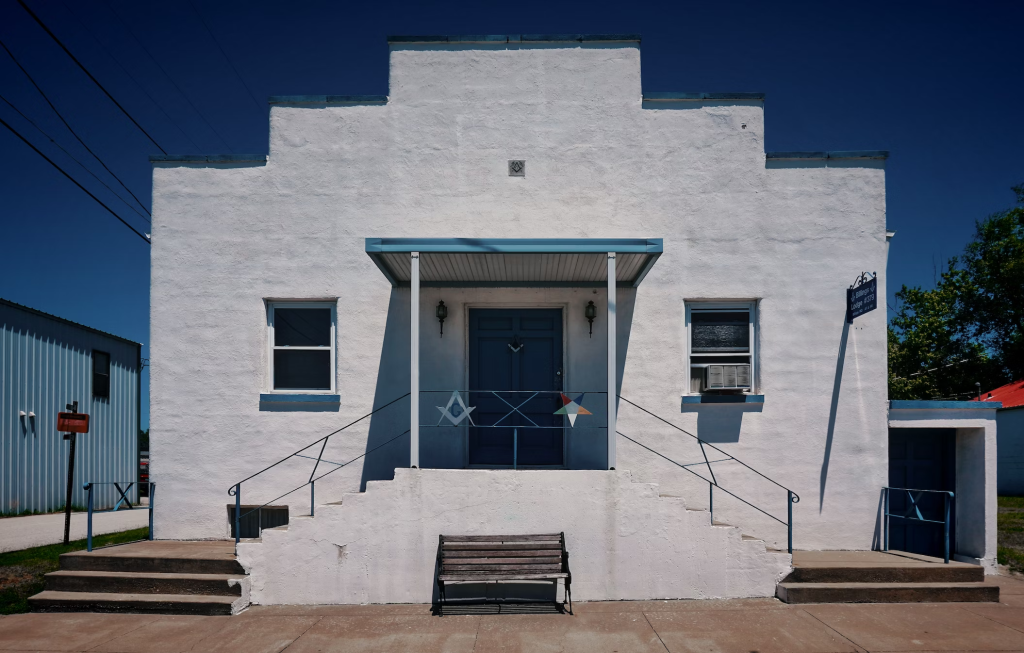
[58,402,90,545]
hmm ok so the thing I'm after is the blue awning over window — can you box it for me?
[365,238,663,288]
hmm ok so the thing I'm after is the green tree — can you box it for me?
[888,183,1023,399]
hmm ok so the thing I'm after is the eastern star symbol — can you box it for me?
[554,393,592,427]
[437,391,476,426]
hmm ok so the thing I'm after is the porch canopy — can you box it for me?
[365,238,662,287]
[364,238,664,470]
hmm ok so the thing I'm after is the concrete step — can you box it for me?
[776,581,999,604]
[44,570,246,596]
[60,551,244,575]
[783,564,983,584]
[28,590,246,615]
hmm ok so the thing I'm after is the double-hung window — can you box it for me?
[267,302,336,393]
[686,302,757,394]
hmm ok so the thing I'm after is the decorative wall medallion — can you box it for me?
[554,393,592,427]
[437,390,476,426]
[508,160,525,177]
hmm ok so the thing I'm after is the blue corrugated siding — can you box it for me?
[1,304,139,514]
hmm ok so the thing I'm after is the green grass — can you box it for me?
[0,527,149,615]
[998,496,1024,574]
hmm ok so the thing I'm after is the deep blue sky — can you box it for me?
[1,0,1022,429]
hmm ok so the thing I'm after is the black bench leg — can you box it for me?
[437,580,445,616]
[566,579,573,615]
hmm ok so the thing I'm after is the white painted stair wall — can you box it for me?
[237,469,791,605]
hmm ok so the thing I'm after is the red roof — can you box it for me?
[972,380,1024,409]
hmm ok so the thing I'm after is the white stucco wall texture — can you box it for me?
[152,42,893,601]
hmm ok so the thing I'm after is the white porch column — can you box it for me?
[410,252,420,468]
[607,252,616,470]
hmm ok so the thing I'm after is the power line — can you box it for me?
[0,37,151,217]
[0,92,150,224]
[187,0,263,114]
[0,115,151,244]
[17,0,167,154]
[101,0,235,153]
[59,0,202,152]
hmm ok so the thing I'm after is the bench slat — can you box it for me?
[445,557,561,565]
[443,534,561,542]
[443,542,562,551]
[440,573,568,581]
[444,549,560,558]
[444,563,563,572]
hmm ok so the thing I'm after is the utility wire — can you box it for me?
[101,0,234,153]
[0,115,151,244]
[59,0,202,152]
[17,0,167,154]
[0,37,152,217]
[0,93,150,224]
[187,0,263,114]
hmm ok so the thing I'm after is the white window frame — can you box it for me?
[266,301,337,394]
[684,300,758,395]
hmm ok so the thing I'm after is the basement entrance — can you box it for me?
[888,428,956,559]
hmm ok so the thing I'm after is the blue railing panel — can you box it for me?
[882,486,954,563]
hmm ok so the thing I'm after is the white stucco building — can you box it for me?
[149,35,1000,605]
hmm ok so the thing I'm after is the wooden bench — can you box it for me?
[437,533,572,614]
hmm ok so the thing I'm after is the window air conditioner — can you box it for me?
[705,364,751,390]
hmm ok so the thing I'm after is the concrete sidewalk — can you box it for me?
[0,508,149,553]
[0,574,1022,653]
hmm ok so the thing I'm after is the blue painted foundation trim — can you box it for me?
[260,394,341,403]
[644,92,765,101]
[387,34,641,43]
[268,95,388,105]
[889,400,1001,410]
[682,394,764,404]
[150,154,267,164]
[766,150,889,161]
[366,238,663,254]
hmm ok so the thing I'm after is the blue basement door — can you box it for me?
[888,428,957,559]
[469,309,563,466]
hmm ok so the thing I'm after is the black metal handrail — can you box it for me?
[882,486,954,563]
[616,395,800,553]
[227,393,410,544]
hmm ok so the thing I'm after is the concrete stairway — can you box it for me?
[237,469,793,605]
[776,551,999,603]
[29,541,250,615]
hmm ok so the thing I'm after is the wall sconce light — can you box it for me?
[436,300,448,337]
[585,301,597,337]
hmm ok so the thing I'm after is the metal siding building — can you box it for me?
[1,299,140,514]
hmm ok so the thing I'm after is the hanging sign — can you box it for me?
[847,272,877,323]
[57,412,89,433]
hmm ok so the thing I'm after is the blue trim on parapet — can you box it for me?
[766,150,889,160]
[365,237,663,254]
[644,92,765,101]
[268,95,388,105]
[388,34,641,43]
[149,154,267,164]
[889,400,1002,410]
[682,394,765,405]
[260,394,341,403]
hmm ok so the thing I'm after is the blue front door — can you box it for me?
[469,309,563,466]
